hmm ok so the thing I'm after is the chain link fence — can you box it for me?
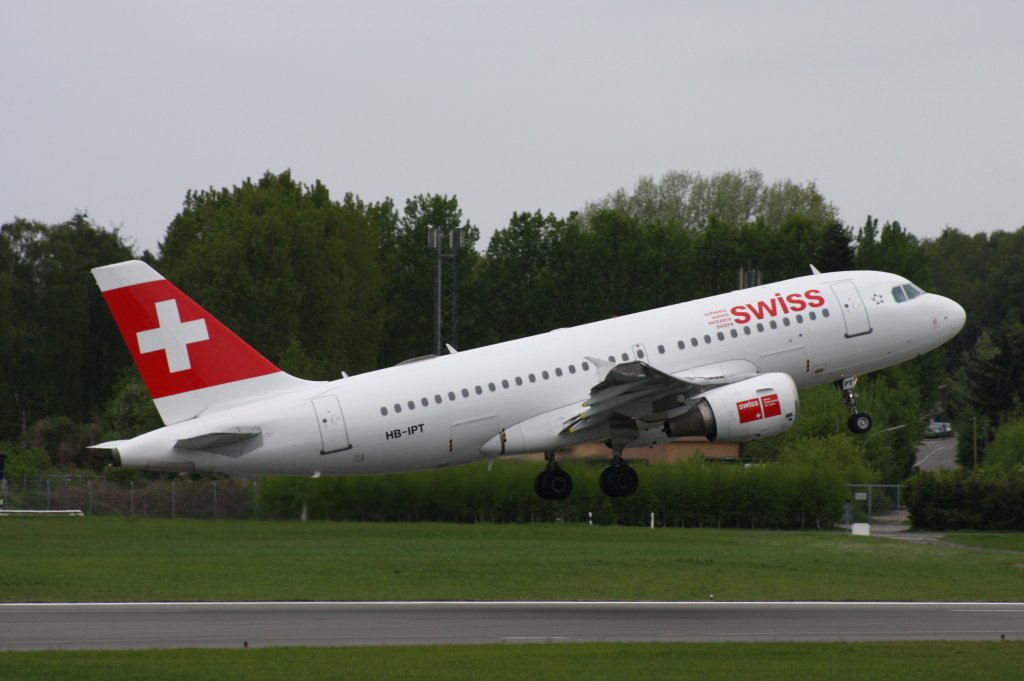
[1,475,262,519]
[846,483,906,525]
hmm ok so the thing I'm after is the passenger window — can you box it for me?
[488,382,496,392]
[892,286,907,303]
[621,352,629,361]
[783,317,791,327]
[743,326,751,335]
[730,329,738,338]
[502,379,510,389]
[691,338,698,347]
[716,332,724,341]
[703,334,711,344]
[769,320,778,330]
[677,340,685,349]
[582,361,590,371]
[461,388,469,398]
[434,394,442,404]
[658,345,666,354]
[796,314,803,323]
[529,374,536,383]
[407,400,415,410]
[380,407,388,416]
[475,386,483,395]
[394,403,402,413]
[608,355,615,362]
[822,309,830,318]
[542,370,550,380]
[448,391,456,401]
[568,365,576,374]
[757,323,765,332]
[555,368,563,377]
[515,377,523,386]
[809,311,817,320]
[421,397,428,407]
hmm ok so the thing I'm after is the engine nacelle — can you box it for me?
[663,372,799,442]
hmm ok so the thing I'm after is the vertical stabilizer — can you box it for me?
[92,260,314,425]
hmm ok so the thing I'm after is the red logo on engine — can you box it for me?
[730,289,825,325]
[737,394,782,423]
[736,398,763,423]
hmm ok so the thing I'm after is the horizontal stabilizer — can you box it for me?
[88,440,129,450]
[175,427,262,452]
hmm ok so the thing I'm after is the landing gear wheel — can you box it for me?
[848,413,873,434]
[836,377,873,434]
[535,468,573,501]
[599,464,639,498]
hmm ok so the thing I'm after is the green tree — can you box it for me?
[814,221,855,272]
[472,211,565,344]
[159,171,388,378]
[378,194,479,365]
[854,217,931,287]
[0,214,135,438]
[982,418,1024,472]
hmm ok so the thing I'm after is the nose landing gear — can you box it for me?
[837,377,873,434]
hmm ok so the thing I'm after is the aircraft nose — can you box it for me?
[941,297,967,337]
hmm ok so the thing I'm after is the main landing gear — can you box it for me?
[837,377,873,434]
[533,452,640,501]
[534,418,642,500]
[599,456,639,498]
[535,451,573,501]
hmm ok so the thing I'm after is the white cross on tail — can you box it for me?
[136,299,210,373]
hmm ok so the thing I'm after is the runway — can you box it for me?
[2,601,1023,650]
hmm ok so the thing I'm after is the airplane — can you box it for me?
[90,260,965,500]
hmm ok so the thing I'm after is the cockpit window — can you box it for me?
[892,282,924,303]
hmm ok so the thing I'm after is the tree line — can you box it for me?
[3,169,1024,500]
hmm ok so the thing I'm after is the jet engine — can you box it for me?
[663,372,799,442]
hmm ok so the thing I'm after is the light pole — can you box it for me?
[863,423,907,444]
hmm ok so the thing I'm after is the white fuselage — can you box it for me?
[115,270,965,476]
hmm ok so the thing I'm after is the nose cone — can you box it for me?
[937,296,967,339]
[948,298,967,336]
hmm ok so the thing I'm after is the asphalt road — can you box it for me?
[2,601,1023,651]
[915,436,959,471]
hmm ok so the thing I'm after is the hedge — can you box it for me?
[258,458,850,529]
[905,469,1024,530]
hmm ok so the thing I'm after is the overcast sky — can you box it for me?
[2,1,1021,254]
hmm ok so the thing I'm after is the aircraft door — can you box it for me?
[831,281,873,338]
[313,395,352,454]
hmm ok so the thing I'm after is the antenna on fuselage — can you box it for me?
[809,264,821,275]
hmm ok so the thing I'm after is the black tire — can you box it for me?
[600,464,640,498]
[848,412,873,434]
[536,468,573,500]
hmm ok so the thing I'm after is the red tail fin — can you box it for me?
[93,260,312,425]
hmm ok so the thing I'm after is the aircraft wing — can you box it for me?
[560,357,755,435]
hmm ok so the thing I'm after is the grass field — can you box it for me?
[2,642,1024,681]
[946,533,1024,552]
[2,517,1024,602]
